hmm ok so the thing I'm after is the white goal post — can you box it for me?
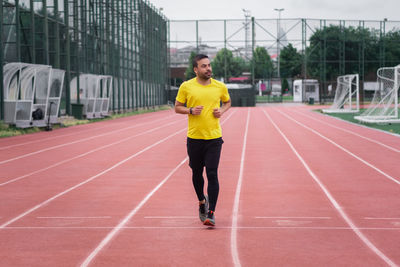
[355,65,400,123]
[323,74,359,113]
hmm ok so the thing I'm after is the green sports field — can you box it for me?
[316,109,400,135]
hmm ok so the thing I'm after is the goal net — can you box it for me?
[323,74,359,113]
[355,65,400,123]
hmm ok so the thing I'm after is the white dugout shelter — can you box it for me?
[3,63,65,128]
[70,74,113,119]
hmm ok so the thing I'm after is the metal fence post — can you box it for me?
[64,0,71,114]
[0,0,3,120]
[29,0,35,63]
[251,17,255,85]
[43,0,49,64]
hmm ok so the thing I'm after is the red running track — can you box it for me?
[0,106,399,266]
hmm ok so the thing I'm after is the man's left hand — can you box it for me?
[213,108,222,118]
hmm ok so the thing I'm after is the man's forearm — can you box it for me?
[220,100,231,115]
[175,105,190,114]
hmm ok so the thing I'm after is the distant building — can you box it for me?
[170,44,219,68]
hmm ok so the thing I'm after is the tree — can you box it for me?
[231,56,248,77]
[281,78,289,95]
[279,43,302,78]
[211,48,247,81]
[251,47,273,79]
[383,30,400,67]
[184,51,197,81]
[306,25,380,80]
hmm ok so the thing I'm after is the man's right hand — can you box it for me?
[191,106,203,115]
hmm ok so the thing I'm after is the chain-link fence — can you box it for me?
[169,18,400,103]
[1,0,169,121]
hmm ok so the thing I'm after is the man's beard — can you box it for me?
[199,71,212,80]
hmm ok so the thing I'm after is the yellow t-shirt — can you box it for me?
[176,78,230,140]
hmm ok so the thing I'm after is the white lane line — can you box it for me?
[4,226,400,230]
[276,109,400,186]
[0,126,113,151]
[0,125,115,151]
[80,110,237,267]
[0,119,184,186]
[37,217,111,219]
[231,108,250,267]
[80,159,189,267]
[255,216,331,219]
[316,108,400,138]
[0,114,179,165]
[365,217,400,220]
[0,112,176,151]
[262,108,397,267]
[293,109,400,153]
[0,126,188,229]
[144,216,197,219]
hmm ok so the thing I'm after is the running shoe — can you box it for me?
[203,210,215,226]
[199,195,209,222]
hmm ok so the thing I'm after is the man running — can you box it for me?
[175,54,231,226]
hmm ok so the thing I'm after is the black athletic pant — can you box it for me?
[187,137,223,212]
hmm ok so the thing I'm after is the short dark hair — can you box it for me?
[192,54,209,68]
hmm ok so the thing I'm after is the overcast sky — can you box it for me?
[150,0,399,21]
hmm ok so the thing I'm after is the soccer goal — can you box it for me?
[355,65,400,123]
[323,74,359,113]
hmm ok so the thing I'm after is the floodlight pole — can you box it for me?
[274,8,284,78]
[242,9,251,61]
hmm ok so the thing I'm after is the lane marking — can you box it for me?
[37,217,111,219]
[262,108,397,267]
[0,112,177,151]
[231,108,250,267]
[0,125,114,151]
[276,109,400,186]
[255,216,331,219]
[274,220,313,226]
[80,157,189,267]
[0,126,188,229]
[0,119,184,186]
[3,226,400,230]
[316,107,400,138]
[144,216,197,219]
[293,109,400,153]
[365,217,400,220]
[0,114,180,165]
[80,110,237,266]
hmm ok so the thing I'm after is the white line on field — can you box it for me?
[144,216,197,219]
[276,109,400,186]
[3,226,400,231]
[293,109,400,153]
[364,217,400,220]
[0,126,187,229]
[36,217,111,219]
[0,112,177,151]
[79,158,189,267]
[255,216,331,219]
[0,119,183,186]
[0,114,179,165]
[262,108,397,267]
[80,110,237,267]
[231,108,250,267]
